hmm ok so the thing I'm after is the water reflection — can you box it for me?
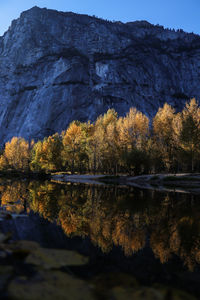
[1,179,200,271]
[0,180,29,214]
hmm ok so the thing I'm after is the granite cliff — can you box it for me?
[0,6,200,142]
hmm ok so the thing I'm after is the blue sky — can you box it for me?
[0,0,199,36]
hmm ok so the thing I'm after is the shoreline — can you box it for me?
[51,173,200,194]
[0,170,200,194]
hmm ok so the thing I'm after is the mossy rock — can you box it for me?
[25,248,89,269]
[8,270,95,300]
[111,286,197,300]
[3,240,40,258]
[111,286,163,300]
[0,265,14,290]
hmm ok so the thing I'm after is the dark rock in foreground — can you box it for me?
[0,6,200,143]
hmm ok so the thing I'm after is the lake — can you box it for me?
[0,178,199,299]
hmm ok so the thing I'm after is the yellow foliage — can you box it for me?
[4,137,30,170]
[118,107,149,150]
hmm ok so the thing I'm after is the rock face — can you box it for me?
[0,6,200,143]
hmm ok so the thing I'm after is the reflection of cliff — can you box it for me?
[1,179,200,271]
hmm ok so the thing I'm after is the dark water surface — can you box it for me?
[1,179,200,299]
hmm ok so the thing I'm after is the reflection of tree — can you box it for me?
[150,225,172,264]
[112,216,145,256]
[59,208,85,236]
[28,183,200,270]
[29,181,63,221]
[2,179,200,271]
[0,180,29,214]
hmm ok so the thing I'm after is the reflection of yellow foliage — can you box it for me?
[59,210,81,235]
[179,216,194,226]
[150,230,171,264]
[6,204,25,214]
[130,229,145,253]
[1,181,28,214]
[6,179,200,271]
[112,218,145,257]
[102,220,112,241]
[169,229,180,254]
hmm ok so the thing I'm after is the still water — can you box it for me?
[0,179,200,299]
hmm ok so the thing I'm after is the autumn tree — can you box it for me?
[30,140,44,171]
[118,108,149,149]
[117,108,149,174]
[31,134,63,172]
[179,98,200,171]
[41,133,63,171]
[62,122,88,174]
[85,123,104,173]
[153,103,179,171]
[2,137,30,171]
[94,109,119,173]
